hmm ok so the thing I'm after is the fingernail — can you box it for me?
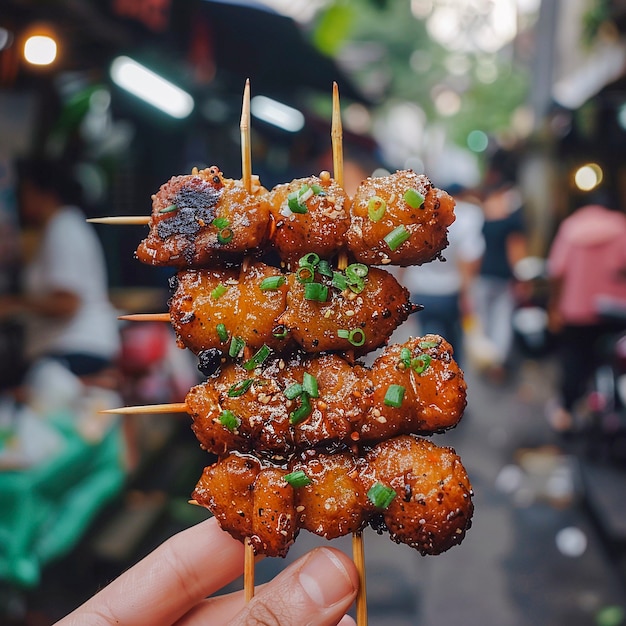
[298,548,356,608]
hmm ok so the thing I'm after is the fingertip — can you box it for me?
[298,547,359,609]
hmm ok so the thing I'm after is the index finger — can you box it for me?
[57,516,245,626]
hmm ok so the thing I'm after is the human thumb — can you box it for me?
[229,546,359,626]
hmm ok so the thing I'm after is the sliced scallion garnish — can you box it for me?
[259,275,286,291]
[296,266,315,283]
[219,410,240,431]
[367,482,397,509]
[338,328,366,347]
[303,282,328,302]
[317,259,333,277]
[159,204,178,214]
[211,284,228,300]
[411,354,432,374]
[384,384,405,408]
[283,470,312,488]
[284,382,303,400]
[272,324,289,339]
[217,228,234,244]
[299,252,320,267]
[302,372,319,398]
[384,225,411,252]
[228,336,245,358]
[367,195,386,222]
[228,378,254,397]
[418,339,439,349]
[216,323,228,342]
[403,188,425,209]
[290,393,312,425]
[212,217,230,229]
[243,344,271,371]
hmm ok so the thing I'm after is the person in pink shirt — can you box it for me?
[547,193,626,432]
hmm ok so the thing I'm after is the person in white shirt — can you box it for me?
[0,156,120,385]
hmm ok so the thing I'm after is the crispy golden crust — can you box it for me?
[187,353,365,456]
[358,334,467,441]
[168,263,414,359]
[186,336,466,456]
[268,173,350,267]
[347,170,456,266]
[363,436,473,555]
[278,267,414,356]
[192,435,473,558]
[168,263,291,355]
[136,168,271,267]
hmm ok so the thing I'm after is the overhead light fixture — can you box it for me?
[110,56,194,119]
[250,95,304,132]
[23,34,57,65]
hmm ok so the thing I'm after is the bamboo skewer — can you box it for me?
[332,81,367,626]
[87,216,150,225]
[239,79,256,604]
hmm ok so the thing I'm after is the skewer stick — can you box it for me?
[332,81,367,625]
[119,312,170,323]
[240,78,252,194]
[101,402,187,415]
[87,216,150,225]
[239,79,256,600]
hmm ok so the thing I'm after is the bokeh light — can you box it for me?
[23,34,57,65]
[573,163,603,191]
[466,129,489,152]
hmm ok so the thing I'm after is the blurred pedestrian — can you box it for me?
[0,156,120,389]
[546,191,626,433]
[472,157,528,382]
[403,183,485,366]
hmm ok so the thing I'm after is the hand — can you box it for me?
[56,516,359,626]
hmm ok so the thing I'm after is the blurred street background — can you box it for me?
[1,0,626,624]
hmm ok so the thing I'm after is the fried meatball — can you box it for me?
[269,172,350,267]
[168,263,291,357]
[362,435,474,555]
[136,167,271,267]
[347,170,455,266]
[357,335,467,441]
[278,265,416,356]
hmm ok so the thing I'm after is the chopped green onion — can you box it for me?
[299,253,320,267]
[216,323,228,342]
[212,217,230,229]
[311,184,326,196]
[228,378,253,397]
[384,225,411,252]
[403,188,425,209]
[260,275,286,291]
[304,282,328,302]
[284,382,303,400]
[219,410,240,431]
[211,284,228,300]
[217,228,234,244]
[296,266,315,283]
[228,336,245,358]
[338,328,366,347]
[367,482,397,509]
[317,260,333,277]
[367,195,387,222]
[159,204,178,214]
[272,324,289,339]
[243,344,271,371]
[283,470,312,488]
[332,271,348,291]
[411,354,432,374]
[287,184,313,214]
[400,347,412,368]
[384,384,405,408]
[302,372,319,398]
[346,263,369,279]
[290,393,312,425]
[418,339,439,349]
